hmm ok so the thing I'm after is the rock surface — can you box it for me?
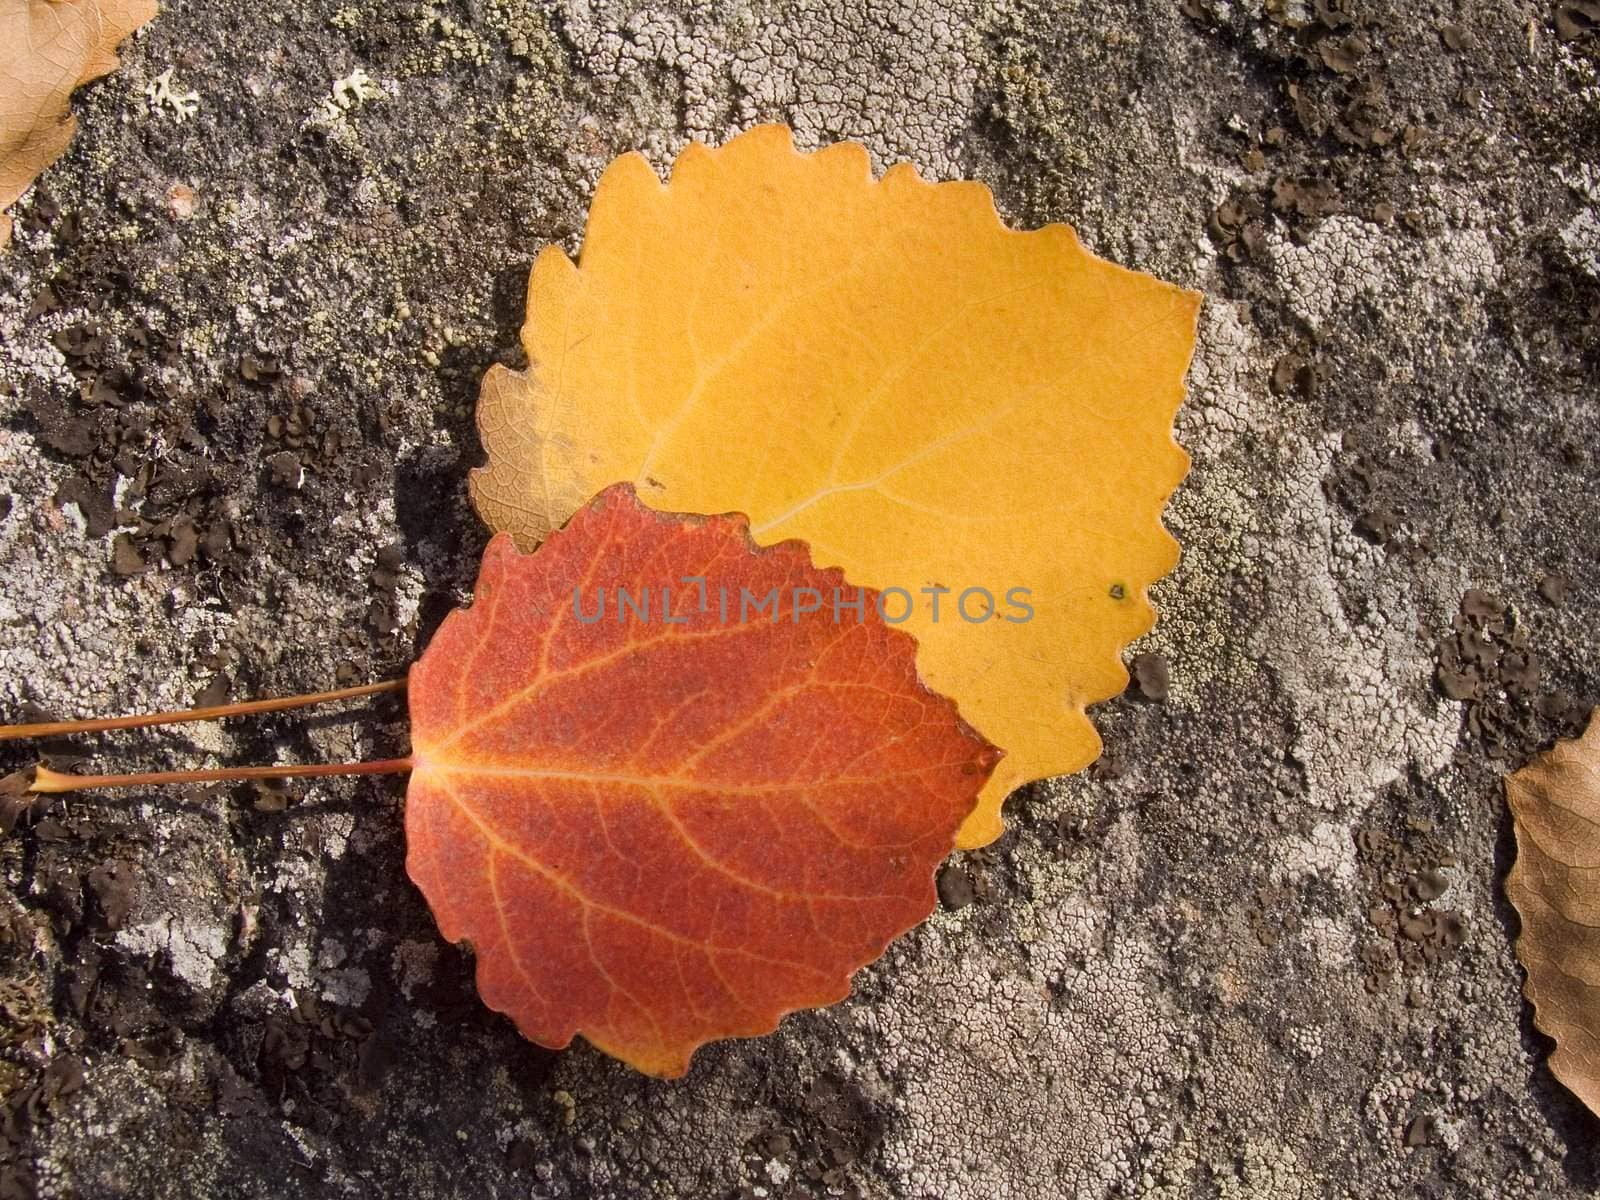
[1,1,1598,1197]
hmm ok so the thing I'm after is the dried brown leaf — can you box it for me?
[1,0,157,247]
[1504,708,1600,1116]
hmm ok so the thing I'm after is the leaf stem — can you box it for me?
[29,758,415,794]
[0,678,407,742]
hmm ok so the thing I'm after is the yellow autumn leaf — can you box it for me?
[472,125,1199,848]
[1505,709,1600,1118]
[1,0,157,247]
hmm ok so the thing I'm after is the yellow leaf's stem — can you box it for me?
[0,678,406,742]
[29,759,415,794]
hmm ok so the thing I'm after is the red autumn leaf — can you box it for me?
[404,484,999,1076]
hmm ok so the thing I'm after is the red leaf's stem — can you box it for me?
[0,678,407,742]
[28,758,415,794]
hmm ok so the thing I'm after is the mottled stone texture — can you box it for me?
[0,1,1598,1197]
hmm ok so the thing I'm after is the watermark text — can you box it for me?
[571,576,1034,625]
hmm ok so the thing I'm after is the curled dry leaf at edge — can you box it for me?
[1504,707,1600,1117]
[0,0,158,247]
[405,483,1000,1077]
[471,124,1200,850]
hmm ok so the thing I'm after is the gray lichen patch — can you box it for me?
[551,0,982,173]
[868,847,1184,1198]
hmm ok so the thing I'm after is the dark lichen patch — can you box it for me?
[1245,883,1303,949]
[736,1074,885,1200]
[1433,589,1586,763]
[0,885,67,1200]
[1129,652,1171,703]
[1537,573,1569,607]
[1354,808,1466,996]
[1557,3,1600,42]
[1270,347,1321,400]
[1209,193,1270,263]
[11,229,247,581]
[936,863,976,910]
